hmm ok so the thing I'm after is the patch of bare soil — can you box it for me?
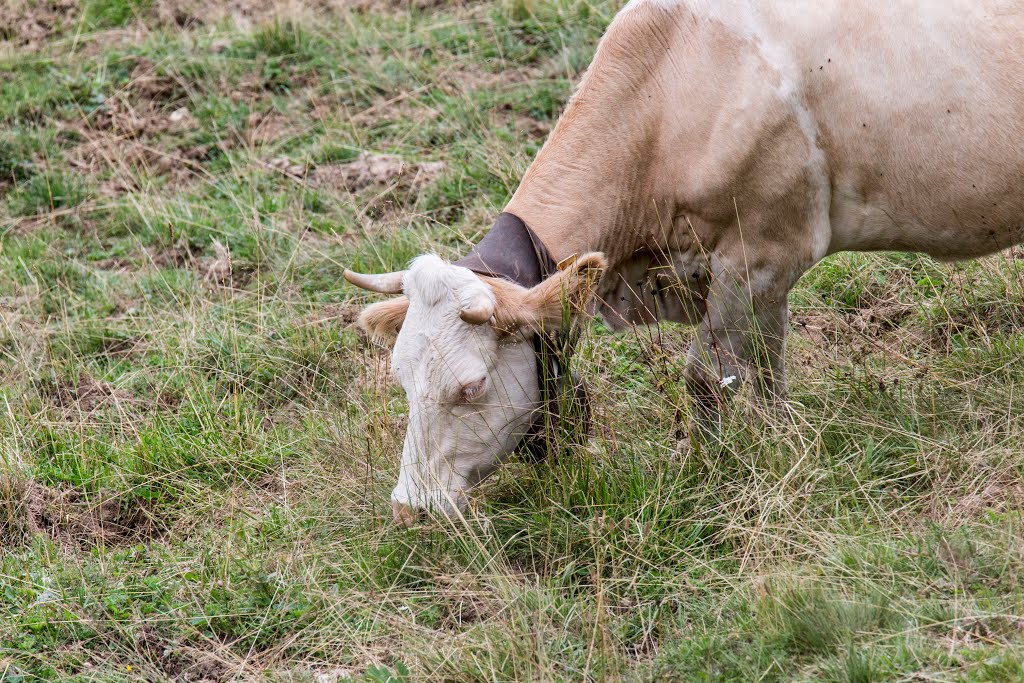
[0,0,78,50]
[309,152,445,194]
[793,301,916,344]
[0,294,38,317]
[299,302,361,334]
[245,110,293,147]
[150,239,202,269]
[339,0,464,12]
[508,111,551,140]
[143,238,253,289]
[790,311,842,349]
[125,57,190,107]
[153,0,369,32]
[132,624,231,682]
[304,152,445,224]
[431,573,497,631]
[48,371,136,411]
[66,136,163,194]
[847,300,916,336]
[267,155,307,178]
[1,477,160,549]
[151,0,210,29]
[455,63,545,90]
[3,0,437,54]
[790,300,921,369]
[66,57,210,190]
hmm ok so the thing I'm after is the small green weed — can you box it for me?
[83,0,153,29]
[6,171,87,215]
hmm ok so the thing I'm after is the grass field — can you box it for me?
[2,0,1024,680]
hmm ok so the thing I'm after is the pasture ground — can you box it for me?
[1,0,1023,680]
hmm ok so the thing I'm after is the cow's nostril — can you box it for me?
[392,501,423,527]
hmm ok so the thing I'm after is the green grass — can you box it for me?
[1,0,1023,680]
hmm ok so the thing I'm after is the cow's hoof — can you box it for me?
[686,416,722,444]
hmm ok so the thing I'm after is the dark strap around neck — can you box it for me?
[454,212,556,287]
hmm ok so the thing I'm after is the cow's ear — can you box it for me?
[358,296,409,345]
[492,252,606,333]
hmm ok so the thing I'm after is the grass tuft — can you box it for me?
[83,0,153,29]
[6,171,87,215]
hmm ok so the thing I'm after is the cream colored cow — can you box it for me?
[345,0,1024,524]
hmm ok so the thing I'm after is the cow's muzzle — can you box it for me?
[392,501,424,527]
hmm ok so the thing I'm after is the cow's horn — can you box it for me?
[459,295,495,325]
[343,269,406,294]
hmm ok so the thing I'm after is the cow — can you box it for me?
[344,0,1024,525]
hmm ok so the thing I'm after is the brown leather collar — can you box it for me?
[455,212,589,461]
[455,212,555,287]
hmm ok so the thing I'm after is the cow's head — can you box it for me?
[345,252,606,525]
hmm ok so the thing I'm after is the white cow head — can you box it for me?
[345,252,606,525]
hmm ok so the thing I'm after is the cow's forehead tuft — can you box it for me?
[405,255,492,308]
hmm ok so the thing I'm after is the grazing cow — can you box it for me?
[344,0,1024,524]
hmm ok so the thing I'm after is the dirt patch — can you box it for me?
[344,91,441,127]
[0,0,78,50]
[158,0,464,34]
[144,239,254,288]
[305,302,361,328]
[85,59,189,138]
[47,371,136,412]
[245,110,293,147]
[509,112,551,140]
[0,294,38,317]
[254,470,289,497]
[304,152,446,223]
[2,0,419,53]
[790,299,922,368]
[847,300,916,336]
[438,594,486,630]
[793,301,915,343]
[791,311,843,348]
[150,239,202,269]
[66,106,212,187]
[151,0,209,29]
[441,64,545,94]
[432,573,496,631]
[68,134,188,193]
[64,56,211,192]
[267,155,307,178]
[310,152,445,193]
[2,477,160,549]
[132,623,231,682]
[126,57,190,108]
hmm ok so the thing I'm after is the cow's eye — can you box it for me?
[461,377,487,402]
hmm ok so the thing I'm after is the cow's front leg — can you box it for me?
[682,263,793,444]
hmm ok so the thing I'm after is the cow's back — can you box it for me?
[760,0,1024,257]
[509,0,1024,267]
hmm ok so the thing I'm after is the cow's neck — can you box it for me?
[504,112,668,268]
[504,5,684,269]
